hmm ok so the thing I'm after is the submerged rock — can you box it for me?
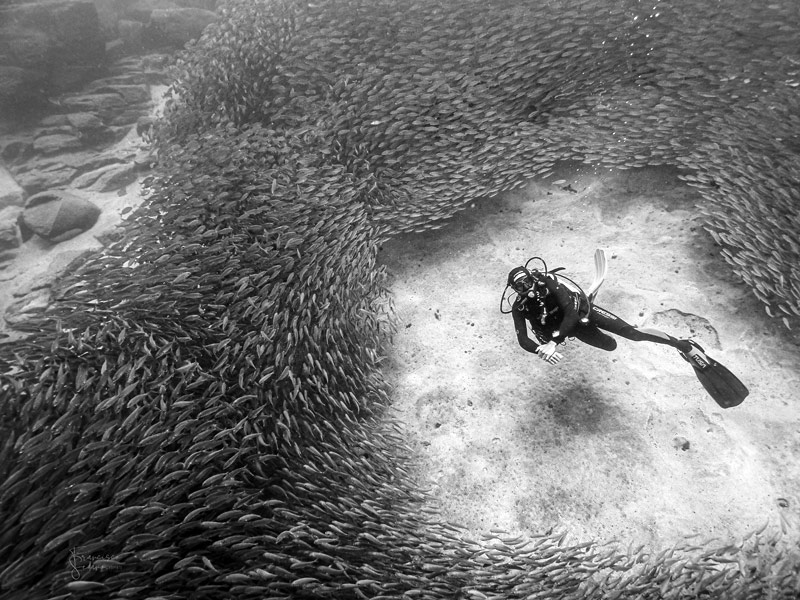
[32,133,83,155]
[4,287,52,328]
[0,0,105,65]
[21,190,101,243]
[38,114,70,127]
[0,165,25,209]
[0,136,34,166]
[106,38,126,62]
[72,162,137,192]
[13,163,78,195]
[0,26,52,70]
[0,206,24,257]
[0,66,47,113]
[86,81,151,103]
[118,19,145,50]
[65,111,107,141]
[58,92,127,115]
[0,0,106,108]
[149,7,218,47]
[125,0,181,23]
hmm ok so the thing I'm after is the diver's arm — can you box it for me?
[512,307,543,354]
[513,308,562,364]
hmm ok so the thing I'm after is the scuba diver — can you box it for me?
[502,250,748,408]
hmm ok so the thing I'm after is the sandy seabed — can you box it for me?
[379,164,800,551]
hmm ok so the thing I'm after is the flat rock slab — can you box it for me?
[59,92,127,114]
[86,83,151,104]
[72,162,137,192]
[13,164,78,194]
[65,112,105,132]
[32,133,83,154]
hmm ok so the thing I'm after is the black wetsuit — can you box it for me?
[512,274,687,354]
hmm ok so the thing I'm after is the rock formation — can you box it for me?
[0,0,219,117]
[0,0,106,113]
[20,190,101,243]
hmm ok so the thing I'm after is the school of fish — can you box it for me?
[0,0,798,597]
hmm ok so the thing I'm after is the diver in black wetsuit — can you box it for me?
[507,265,694,365]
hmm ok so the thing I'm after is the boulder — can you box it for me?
[148,8,218,48]
[0,165,25,209]
[33,125,74,138]
[106,39,126,62]
[50,65,105,95]
[0,1,105,66]
[57,150,131,172]
[39,114,70,127]
[13,163,78,194]
[0,1,105,112]
[0,136,35,165]
[141,53,171,70]
[0,26,53,69]
[109,108,150,127]
[109,56,148,74]
[5,288,52,328]
[93,0,124,38]
[72,162,136,192]
[139,52,171,83]
[21,190,101,243]
[118,19,145,50]
[11,149,130,194]
[65,112,105,133]
[87,83,151,104]
[59,92,127,115]
[89,71,147,87]
[0,66,48,113]
[32,133,83,154]
[93,162,137,191]
[63,112,111,144]
[0,206,24,254]
[125,0,180,23]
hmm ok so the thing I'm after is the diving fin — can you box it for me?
[586,248,608,303]
[679,340,749,409]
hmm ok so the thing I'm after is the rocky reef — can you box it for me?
[0,0,799,598]
[0,0,219,337]
[0,0,218,118]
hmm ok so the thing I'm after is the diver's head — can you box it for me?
[508,266,547,298]
[508,267,534,295]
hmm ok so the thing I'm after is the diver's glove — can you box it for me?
[537,341,563,365]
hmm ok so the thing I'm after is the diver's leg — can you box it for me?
[572,323,618,351]
[589,305,692,352]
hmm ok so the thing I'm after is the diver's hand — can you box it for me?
[537,341,562,365]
